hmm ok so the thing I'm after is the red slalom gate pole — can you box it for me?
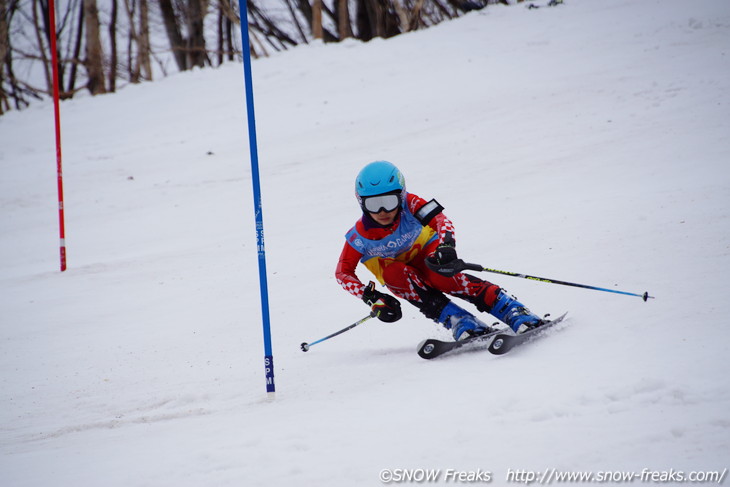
[48,0,67,271]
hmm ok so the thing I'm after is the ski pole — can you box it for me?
[455,260,654,301]
[301,312,376,352]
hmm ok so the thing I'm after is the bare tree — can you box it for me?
[83,0,106,94]
[157,0,209,71]
[32,0,53,92]
[186,0,208,68]
[123,0,152,83]
[217,0,236,64]
[109,0,117,91]
[0,0,9,113]
[158,0,187,70]
[312,0,322,39]
[1,0,495,115]
[65,0,84,97]
[138,0,151,78]
[336,0,353,40]
[0,0,33,113]
[247,1,298,51]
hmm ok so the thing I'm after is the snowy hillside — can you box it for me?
[2,0,729,485]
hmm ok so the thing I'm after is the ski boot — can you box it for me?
[490,291,543,334]
[438,302,491,341]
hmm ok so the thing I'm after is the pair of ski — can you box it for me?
[417,312,567,359]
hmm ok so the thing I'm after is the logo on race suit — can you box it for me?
[364,228,421,258]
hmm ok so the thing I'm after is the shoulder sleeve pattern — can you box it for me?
[335,240,366,299]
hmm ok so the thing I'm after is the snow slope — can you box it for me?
[2,0,729,485]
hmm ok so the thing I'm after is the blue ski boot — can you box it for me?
[490,291,542,334]
[438,302,490,341]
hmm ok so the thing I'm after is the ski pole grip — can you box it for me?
[461,261,485,272]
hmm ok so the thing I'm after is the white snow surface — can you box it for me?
[2,0,730,485]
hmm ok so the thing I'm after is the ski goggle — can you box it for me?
[362,193,401,214]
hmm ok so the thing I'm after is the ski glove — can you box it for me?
[425,232,461,277]
[362,281,402,323]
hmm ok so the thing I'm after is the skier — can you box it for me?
[335,160,544,341]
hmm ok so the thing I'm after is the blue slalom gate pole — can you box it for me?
[237,1,275,397]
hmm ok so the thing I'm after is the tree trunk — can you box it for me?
[312,0,322,39]
[0,0,11,113]
[32,0,53,92]
[123,0,139,82]
[109,0,117,92]
[67,0,84,96]
[138,0,151,79]
[83,0,106,95]
[216,0,236,61]
[159,0,187,71]
[186,0,207,68]
[224,5,233,61]
[216,3,223,65]
[337,0,353,40]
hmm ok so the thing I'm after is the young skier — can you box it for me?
[335,160,544,341]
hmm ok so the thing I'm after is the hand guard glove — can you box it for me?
[362,281,402,323]
[425,232,461,277]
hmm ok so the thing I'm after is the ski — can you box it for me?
[417,312,568,359]
[487,312,568,355]
[417,328,503,359]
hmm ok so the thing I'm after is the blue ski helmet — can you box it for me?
[355,161,406,205]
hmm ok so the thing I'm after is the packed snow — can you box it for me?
[2,0,729,485]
